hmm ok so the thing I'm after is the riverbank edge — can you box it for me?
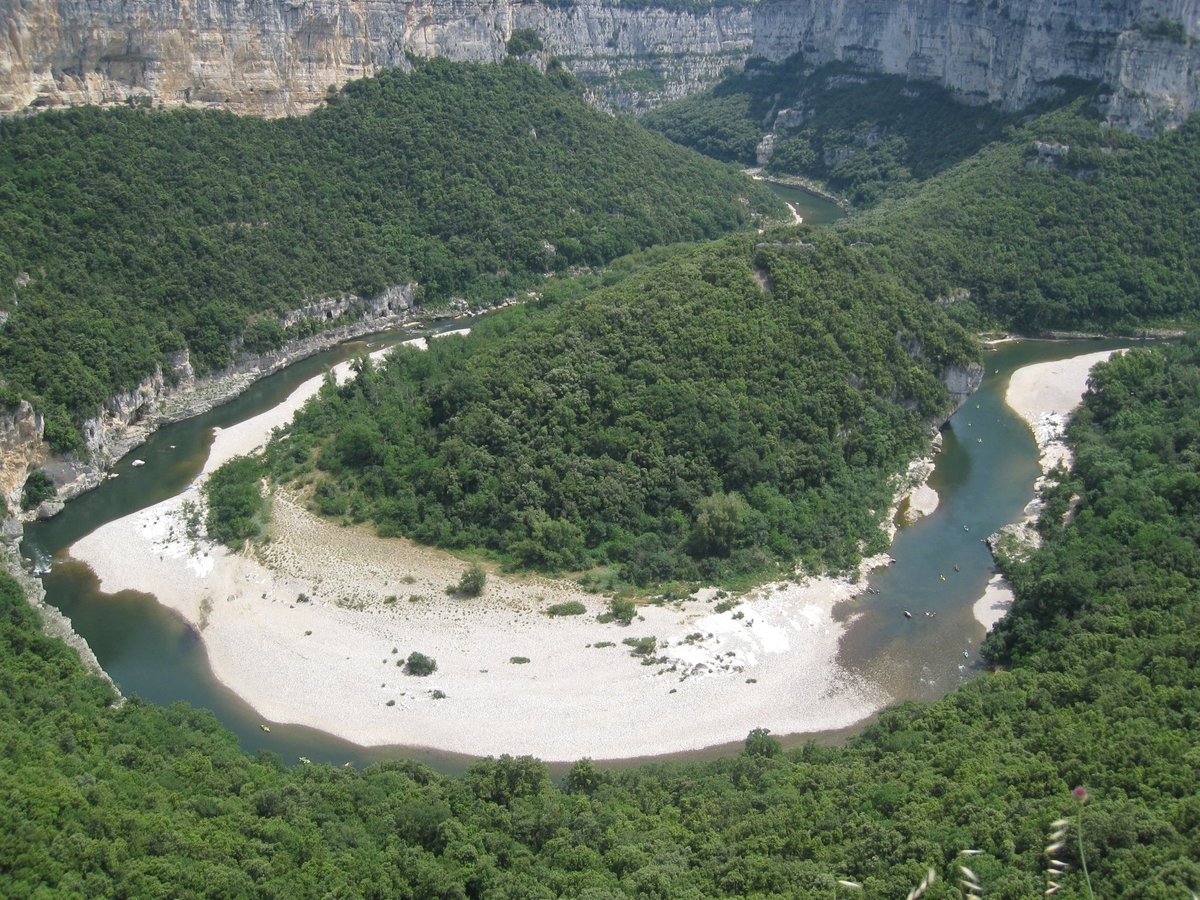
[743,167,852,212]
[0,299,522,699]
[972,347,1128,630]
[63,336,973,760]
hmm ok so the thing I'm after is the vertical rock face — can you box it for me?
[2,0,1194,128]
[0,0,753,115]
[0,401,46,513]
[752,0,1199,135]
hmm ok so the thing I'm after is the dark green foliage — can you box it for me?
[2,338,1198,897]
[404,651,437,676]
[645,55,1018,204]
[19,470,55,511]
[506,28,543,55]
[545,601,586,617]
[1136,18,1188,43]
[843,105,1200,331]
[268,232,975,584]
[0,59,781,448]
[203,456,267,546]
[605,596,637,625]
[450,563,487,598]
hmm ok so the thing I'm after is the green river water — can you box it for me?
[22,334,1131,774]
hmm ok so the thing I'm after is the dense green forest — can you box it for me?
[262,232,976,584]
[3,340,1198,897]
[643,55,1020,205]
[0,59,782,451]
[647,56,1200,334]
[843,105,1200,333]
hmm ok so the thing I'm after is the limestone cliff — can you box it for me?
[4,0,1194,129]
[753,0,1199,135]
[0,0,752,115]
[0,283,415,516]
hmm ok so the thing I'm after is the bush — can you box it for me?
[204,456,268,546]
[20,470,56,511]
[546,601,586,617]
[506,28,544,56]
[606,597,636,625]
[449,563,487,598]
[404,652,437,676]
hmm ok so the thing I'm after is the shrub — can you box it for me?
[546,601,586,617]
[449,563,487,597]
[20,470,56,511]
[404,652,437,676]
[604,597,636,625]
[506,28,544,56]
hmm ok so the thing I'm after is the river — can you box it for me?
[762,180,846,225]
[21,333,1130,774]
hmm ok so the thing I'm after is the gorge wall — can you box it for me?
[753,0,1199,134]
[0,0,1196,129]
[0,0,752,115]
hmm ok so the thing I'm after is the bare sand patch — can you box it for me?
[1006,349,1125,475]
[70,338,892,760]
[971,347,1125,631]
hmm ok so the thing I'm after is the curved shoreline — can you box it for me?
[69,337,910,761]
[972,348,1126,630]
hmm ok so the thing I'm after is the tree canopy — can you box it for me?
[2,340,1198,897]
[266,232,977,584]
[0,59,782,450]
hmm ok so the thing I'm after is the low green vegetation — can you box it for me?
[545,600,586,617]
[19,470,55,511]
[0,59,782,451]
[644,55,1020,204]
[448,563,487,598]
[1,340,1197,895]
[505,28,543,55]
[202,456,268,546]
[403,651,437,676]
[267,231,976,585]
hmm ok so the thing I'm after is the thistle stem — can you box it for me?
[1076,806,1095,900]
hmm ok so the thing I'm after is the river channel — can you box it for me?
[21,311,1130,774]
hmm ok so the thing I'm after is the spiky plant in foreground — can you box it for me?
[958,849,983,898]
[906,867,937,900]
[1045,787,1095,898]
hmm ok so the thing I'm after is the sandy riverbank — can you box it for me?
[972,348,1125,629]
[70,336,900,761]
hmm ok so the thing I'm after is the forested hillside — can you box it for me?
[3,340,1197,897]
[843,105,1200,333]
[262,232,976,584]
[0,59,782,451]
[644,55,1019,204]
[648,56,1200,335]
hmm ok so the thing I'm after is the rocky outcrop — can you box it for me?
[0,0,752,116]
[752,0,1199,135]
[0,401,46,514]
[0,545,121,699]
[15,283,416,510]
[943,362,985,412]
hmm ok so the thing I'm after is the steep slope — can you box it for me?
[0,0,756,115]
[0,59,782,452]
[1,0,1196,131]
[840,104,1200,332]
